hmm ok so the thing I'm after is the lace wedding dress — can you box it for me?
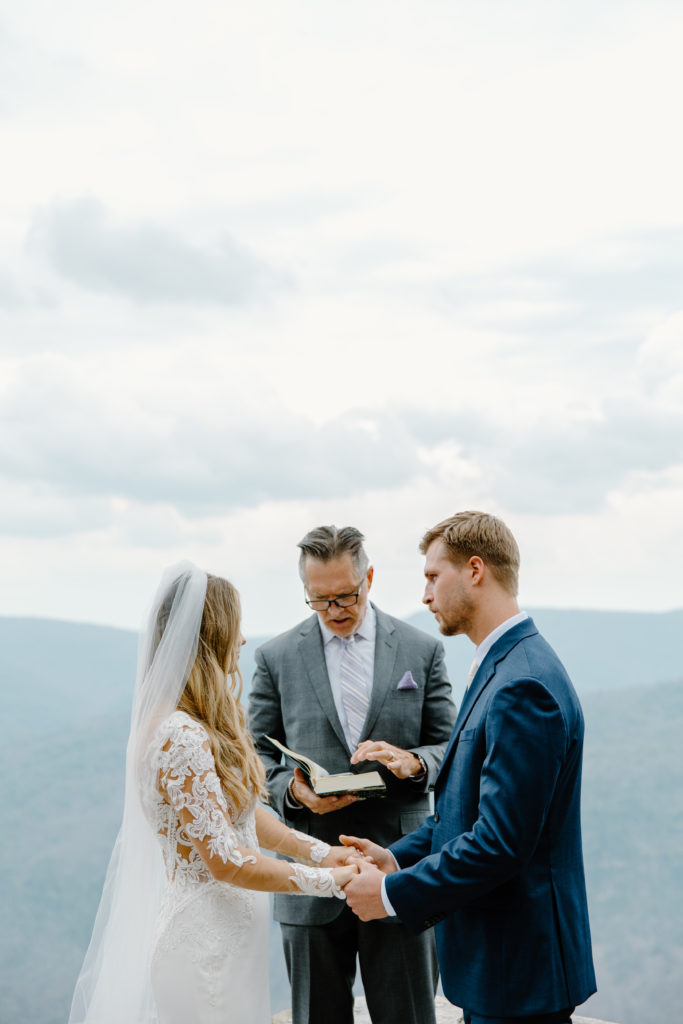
[70,565,343,1024]
[142,710,271,1024]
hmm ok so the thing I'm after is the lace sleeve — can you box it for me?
[158,717,256,870]
[292,829,330,864]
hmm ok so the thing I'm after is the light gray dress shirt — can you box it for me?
[319,604,376,751]
[284,605,377,810]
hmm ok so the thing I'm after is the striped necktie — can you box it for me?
[340,634,369,749]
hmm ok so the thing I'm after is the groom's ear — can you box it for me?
[468,556,485,586]
[366,566,374,590]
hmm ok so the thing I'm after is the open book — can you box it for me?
[265,736,386,798]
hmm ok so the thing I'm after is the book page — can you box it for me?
[314,771,385,796]
[264,736,329,779]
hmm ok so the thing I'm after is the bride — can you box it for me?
[69,563,358,1024]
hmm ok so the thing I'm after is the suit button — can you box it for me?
[434,811,440,823]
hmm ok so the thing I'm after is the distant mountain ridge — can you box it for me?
[0,617,267,740]
[3,607,681,741]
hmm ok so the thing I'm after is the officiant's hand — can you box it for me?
[290,768,358,815]
[339,835,397,875]
[351,740,424,780]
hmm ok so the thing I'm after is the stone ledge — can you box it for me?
[273,995,618,1024]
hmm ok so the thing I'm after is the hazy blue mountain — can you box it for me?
[0,617,137,740]
[1,612,682,1024]
[0,616,267,741]
[578,678,683,1024]
[4,605,678,743]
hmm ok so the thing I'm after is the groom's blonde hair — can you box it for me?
[420,511,520,596]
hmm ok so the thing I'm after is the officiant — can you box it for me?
[249,525,456,1024]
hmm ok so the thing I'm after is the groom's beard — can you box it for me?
[437,614,472,637]
[432,588,475,638]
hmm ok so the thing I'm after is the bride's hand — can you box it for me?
[332,863,359,889]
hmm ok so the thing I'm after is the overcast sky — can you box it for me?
[1,0,682,636]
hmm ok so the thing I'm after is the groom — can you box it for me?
[344,511,597,1024]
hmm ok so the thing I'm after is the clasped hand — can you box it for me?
[325,835,396,921]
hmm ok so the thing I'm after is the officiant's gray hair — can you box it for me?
[297,525,370,583]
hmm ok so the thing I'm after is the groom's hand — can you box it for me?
[290,768,358,815]
[321,845,360,868]
[339,835,397,874]
[344,859,388,921]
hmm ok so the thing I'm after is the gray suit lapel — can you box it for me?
[361,606,399,740]
[297,617,350,752]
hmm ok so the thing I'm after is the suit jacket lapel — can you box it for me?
[297,616,350,752]
[361,605,399,740]
[435,617,539,791]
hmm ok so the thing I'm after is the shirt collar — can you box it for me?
[474,610,528,667]
[319,602,376,647]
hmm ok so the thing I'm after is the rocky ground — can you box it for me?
[272,995,619,1023]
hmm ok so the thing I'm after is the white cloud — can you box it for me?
[0,271,26,309]
[3,336,681,535]
[0,479,114,537]
[636,310,683,404]
[0,353,426,513]
[0,17,89,116]
[30,198,289,306]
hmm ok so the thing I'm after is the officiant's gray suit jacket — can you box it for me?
[249,603,456,925]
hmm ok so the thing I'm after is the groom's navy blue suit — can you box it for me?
[385,618,596,1020]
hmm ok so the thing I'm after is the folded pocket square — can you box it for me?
[396,671,418,690]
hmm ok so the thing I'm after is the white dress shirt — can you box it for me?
[469,611,528,681]
[380,610,529,916]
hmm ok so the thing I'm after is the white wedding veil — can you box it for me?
[69,562,208,1024]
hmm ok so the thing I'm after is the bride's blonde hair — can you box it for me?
[174,574,267,814]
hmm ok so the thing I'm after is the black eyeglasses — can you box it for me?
[304,588,363,611]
